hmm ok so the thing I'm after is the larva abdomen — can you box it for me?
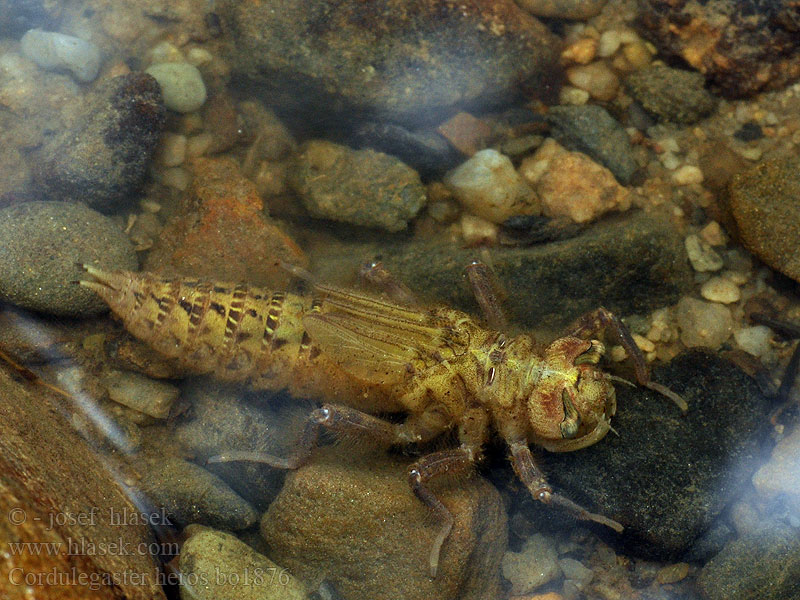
[79,266,310,387]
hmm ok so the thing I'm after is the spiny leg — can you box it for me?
[208,403,446,469]
[507,439,623,532]
[567,307,687,412]
[407,407,488,578]
[464,260,508,332]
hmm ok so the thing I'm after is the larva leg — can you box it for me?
[464,260,508,331]
[567,307,687,412]
[208,403,447,468]
[507,440,623,533]
[359,260,417,305]
[407,407,488,578]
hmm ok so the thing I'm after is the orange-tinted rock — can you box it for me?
[0,369,165,600]
[637,0,800,97]
[520,139,630,223]
[144,157,307,287]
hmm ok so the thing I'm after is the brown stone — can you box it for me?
[729,154,800,283]
[144,157,307,287]
[261,446,507,600]
[0,368,165,599]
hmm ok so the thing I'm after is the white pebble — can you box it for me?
[559,85,590,105]
[145,62,207,113]
[659,152,681,170]
[502,534,561,595]
[675,297,733,349]
[597,31,622,57]
[20,29,102,82]
[685,234,724,272]
[559,558,594,590]
[672,164,704,185]
[444,149,539,224]
[734,325,773,359]
[700,276,740,304]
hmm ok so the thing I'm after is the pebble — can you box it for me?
[598,30,622,57]
[561,37,598,65]
[699,220,727,246]
[33,72,166,212]
[154,132,187,167]
[178,526,308,600]
[520,138,630,224]
[559,86,590,105]
[565,61,620,101]
[675,297,733,348]
[144,62,207,113]
[625,64,716,124]
[546,104,638,184]
[671,164,704,185]
[261,445,506,600]
[656,562,689,584]
[444,149,539,224]
[733,325,773,360]
[139,458,258,531]
[685,234,724,272]
[460,214,498,246]
[728,154,800,283]
[700,276,740,304]
[102,370,178,419]
[0,201,137,316]
[558,557,593,590]
[20,29,102,82]
[502,534,561,595]
[290,140,427,231]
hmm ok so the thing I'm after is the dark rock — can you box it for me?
[289,140,427,231]
[697,525,800,600]
[33,72,165,213]
[625,64,717,124]
[0,201,137,316]
[173,380,308,511]
[218,0,561,126]
[540,349,772,560]
[637,0,800,98]
[261,445,506,600]
[350,121,462,178]
[311,210,691,331]
[546,104,638,184]
[138,458,258,531]
[0,0,62,36]
[728,154,800,284]
[733,121,764,142]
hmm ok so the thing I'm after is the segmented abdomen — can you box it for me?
[81,267,328,394]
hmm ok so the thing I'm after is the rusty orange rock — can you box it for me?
[145,157,307,287]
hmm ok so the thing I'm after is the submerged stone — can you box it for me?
[217,0,560,125]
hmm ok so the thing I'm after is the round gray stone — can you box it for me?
[0,201,137,316]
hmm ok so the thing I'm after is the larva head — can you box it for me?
[525,336,616,452]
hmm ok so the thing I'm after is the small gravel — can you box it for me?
[700,276,741,304]
[685,234,724,272]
